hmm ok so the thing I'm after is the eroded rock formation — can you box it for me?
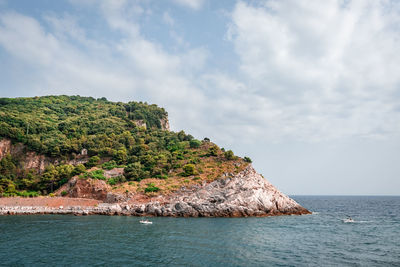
[2,165,310,217]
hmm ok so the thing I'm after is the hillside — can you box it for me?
[0,95,250,197]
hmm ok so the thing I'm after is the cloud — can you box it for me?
[227,0,400,141]
[172,0,205,10]
[163,11,175,26]
[0,0,399,146]
[0,4,208,133]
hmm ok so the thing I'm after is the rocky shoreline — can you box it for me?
[0,165,311,217]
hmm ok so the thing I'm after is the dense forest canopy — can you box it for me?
[0,95,168,156]
[0,95,250,197]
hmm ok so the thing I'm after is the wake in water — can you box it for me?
[341,217,371,223]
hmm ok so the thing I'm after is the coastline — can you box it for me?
[0,196,310,217]
[0,165,311,217]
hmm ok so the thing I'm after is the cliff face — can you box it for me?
[0,138,88,173]
[48,165,310,217]
[160,117,170,131]
[124,165,310,217]
[0,139,48,173]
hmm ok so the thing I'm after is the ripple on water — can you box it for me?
[0,196,400,266]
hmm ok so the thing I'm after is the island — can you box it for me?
[0,96,310,216]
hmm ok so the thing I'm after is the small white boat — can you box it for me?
[343,218,355,223]
[139,220,153,224]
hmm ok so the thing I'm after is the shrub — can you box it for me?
[107,178,117,185]
[72,164,86,176]
[80,169,106,180]
[86,156,100,167]
[244,156,252,163]
[208,146,218,156]
[183,164,196,176]
[144,183,160,193]
[102,160,118,170]
[61,190,68,196]
[189,139,201,148]
[124,162,145,181]
[155,174,168,179]
[16,191,40,197]
[224,150,234,160]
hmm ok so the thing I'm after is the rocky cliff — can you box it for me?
[0,138,48,173]
[22,164,311,217]
[0,138,88,173]
[121,165,310,217]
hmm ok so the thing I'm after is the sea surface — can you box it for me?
[1,196,399,266]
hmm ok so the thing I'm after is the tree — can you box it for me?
[113,149,128,164]
[86,156,100,167]
[124,162,145,181]
[189,139,201,148]
[72,164,86,176]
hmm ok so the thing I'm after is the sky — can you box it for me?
[0,0,399,195]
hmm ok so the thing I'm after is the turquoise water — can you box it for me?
[1,196,399,266]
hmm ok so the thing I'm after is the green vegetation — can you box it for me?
[0,95,249,197]
[224,150,234,160]
[107,176,126,185]
[183,164,196,176]
[244,157,252,163]
[144,183,160,193]
[80,169,106,180]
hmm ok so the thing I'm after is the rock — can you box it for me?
[0,165,310,217]
[123,164,310,217]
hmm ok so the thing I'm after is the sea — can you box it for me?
[0,196,399,266]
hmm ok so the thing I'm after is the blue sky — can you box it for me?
[1,0,399,195]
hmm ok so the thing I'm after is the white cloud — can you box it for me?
[226,0,400,141]
[172,0,205,10]
[1,0,400,146]
[0,4,207,133]
[163,11,175,26]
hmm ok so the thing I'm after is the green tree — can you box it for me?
[86,156,100,167]
[72,164,86,176]
[124,162,145,181]
[189,139,201,148]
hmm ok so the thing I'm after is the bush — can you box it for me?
[183,164,196,176]
[244,156,252,163]
[208,145,218,156]
[224,150,234,160]
[124,162,145,181]
[72,164,86,176]
[86,156,100,168]
[107,178,117,185]
[189,139,201,148]
[80,169,106,180]
[107,175,126,185]
[61,190,68,196]
[16,191,40,197]
[144,183,160,193]
[102,160,118,170]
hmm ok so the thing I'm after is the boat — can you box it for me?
[139,220,153,224]
[343,217,355,223]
